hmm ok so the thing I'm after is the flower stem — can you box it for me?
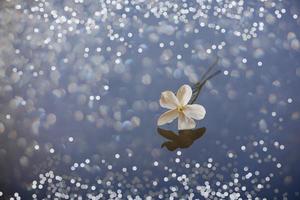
[189,57,221,104]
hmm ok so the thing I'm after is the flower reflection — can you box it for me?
[157,127,206,151]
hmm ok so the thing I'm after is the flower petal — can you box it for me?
[159,91,179,109]
[157,109,178,126]
[176,84,192,106]
[183,104,206,120]
[178,113,196,130]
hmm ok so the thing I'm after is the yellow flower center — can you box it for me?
[177,105,184,113]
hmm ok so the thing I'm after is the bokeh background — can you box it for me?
[0,0,300,199]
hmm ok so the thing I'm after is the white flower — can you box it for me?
[157,84,206,130]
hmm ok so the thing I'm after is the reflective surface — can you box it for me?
[0,0,300,199]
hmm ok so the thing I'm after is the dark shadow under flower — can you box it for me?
[157,127,206,151]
